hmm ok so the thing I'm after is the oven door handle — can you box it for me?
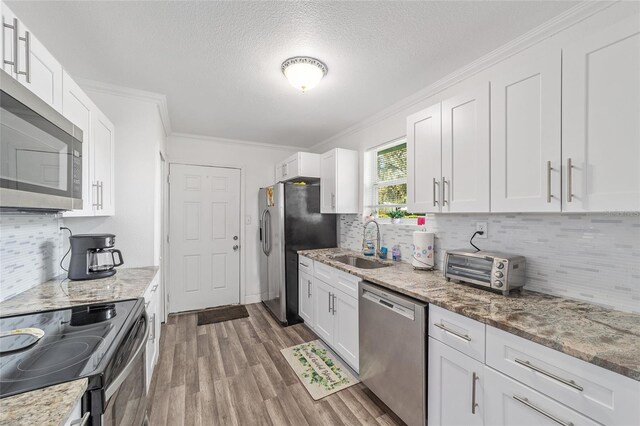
[104,311,149,401]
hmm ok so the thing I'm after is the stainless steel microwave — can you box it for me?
[0,69,82,211]
[444,249,526,295]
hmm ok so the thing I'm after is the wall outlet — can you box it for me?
[476,222,488,238]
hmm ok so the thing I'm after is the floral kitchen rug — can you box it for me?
[281,339,359,400]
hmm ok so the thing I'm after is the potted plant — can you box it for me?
[388,209,405,224]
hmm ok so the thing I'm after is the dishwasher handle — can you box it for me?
[362,289,415,320]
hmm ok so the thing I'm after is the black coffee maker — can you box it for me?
[67,233,124,280]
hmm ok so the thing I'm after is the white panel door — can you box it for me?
[333,290,359,371]
[62,71,94,217]
[563,15,640,212]
[428,337,484,426]
[313,278,334,344]
[484,367,600,426]
[491,45,561,212]
[169,164,241,313]
[320,150,336,213]
[298,270,314,328]
[407,103,442,213]
[442,84,490,212]
[92,110,115,216]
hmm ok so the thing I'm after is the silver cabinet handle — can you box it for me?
[513,396,573,426]
[3,18,18,72]
[328,292,332,312]
[442,177,449,206]
[300,262,309,268]
[149,313,156,342]
[100,181,104,210]
[567,158,573,203]
[432,178,439,206]
[17,29,30,82]
[514,359,583,391]
[433,322,471,342]
[331,193,336,209]
[92,182,100,208]
[307,279,311,297]
[547,161,553,203]
[70,412,90,426]
[471,372,479,414]
[152,284,159,292]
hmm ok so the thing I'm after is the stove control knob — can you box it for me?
[494,271,504,278]
[496,262,505,269]
[494,280,504,288]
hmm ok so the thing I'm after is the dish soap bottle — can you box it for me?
[392,245,401,261]
[363,240,375,256]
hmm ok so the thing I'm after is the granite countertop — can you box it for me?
[299,248,640,382]
[0,266,159,425]
[0,266,159,317]
[0,379,87,426]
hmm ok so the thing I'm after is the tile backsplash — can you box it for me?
[340,213,640,313]
[0,213,63,303]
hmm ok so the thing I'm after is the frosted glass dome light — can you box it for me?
[281,57,328,93]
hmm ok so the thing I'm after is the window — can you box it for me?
[366,138,422,218]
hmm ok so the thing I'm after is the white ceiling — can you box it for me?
[7,1,578,147]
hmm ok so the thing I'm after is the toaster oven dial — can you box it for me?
[494,271,504,278]
[495,262,505,269]
[494,280,504,288]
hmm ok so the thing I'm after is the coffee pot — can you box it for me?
[67,233,124,280]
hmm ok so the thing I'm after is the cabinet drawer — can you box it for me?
[333,269,360,299]
[314,260,334,283]
[428,304,486,362]
[486,326,640,426]
[298,256,313,276]
[485,366,600,426]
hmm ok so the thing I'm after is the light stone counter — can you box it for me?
[299,248,640,381]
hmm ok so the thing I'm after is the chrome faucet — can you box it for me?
[363,219,382,258]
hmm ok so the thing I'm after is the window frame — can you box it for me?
[368,137,409,215]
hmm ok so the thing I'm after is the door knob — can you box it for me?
[233,245,239,251]
[233,236,238,240]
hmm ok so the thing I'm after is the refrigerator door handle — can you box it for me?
[260,208,268,254]
[264,209,272,256]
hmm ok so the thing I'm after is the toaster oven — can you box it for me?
[444,250,525,295]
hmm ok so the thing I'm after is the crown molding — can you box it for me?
[170,132,307,152]
[76,78,172,137]
[310,1,615,152]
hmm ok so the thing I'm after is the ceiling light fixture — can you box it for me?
[281,56,328,93]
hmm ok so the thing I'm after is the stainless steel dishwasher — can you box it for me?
[359,281,427,426]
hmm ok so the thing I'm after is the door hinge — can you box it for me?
[166,235,169,244]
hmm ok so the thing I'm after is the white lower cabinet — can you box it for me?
[144,277,161,391]
[428,337,484,426]
[298,270,314,328]
[332,289,359,369]
[313,278,335,343]
[484,367,599,426]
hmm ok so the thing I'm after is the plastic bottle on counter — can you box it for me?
[392,245,401,261]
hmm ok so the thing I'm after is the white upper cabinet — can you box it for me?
[1,2,62,112]
[275,152,320,182]
[491,44,562,212]
[441,84,491,212]
[62,71,115,217]
[407,103,442,213]
[320,148,359,214]
[562,15,640,212]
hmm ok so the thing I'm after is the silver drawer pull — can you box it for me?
[300,262,309,268]
[433,322,471,342]
[513,396,573,426]
[514,359,583,391]
[70,412,90,426]
[152,284,159,292]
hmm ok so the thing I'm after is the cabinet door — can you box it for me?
[15,25,63,112]
[334,149,359,213]
[298,270,314,328]
[145,295,157,391]
[92,110,115,216]
[491,45,561,212]
[442,84,490,212]
[563,15,640,211]
[333,290,359,372]
[284,155,298,180]
[62,71,95,217]
[407,103,442,213]
[313,278,334,344]
[428,337,484,426]
[320,151,336,213]
[484,367,600,426]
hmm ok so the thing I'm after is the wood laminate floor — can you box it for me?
[147,303,404,426]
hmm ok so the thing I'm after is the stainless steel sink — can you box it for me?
[332,255,391,269]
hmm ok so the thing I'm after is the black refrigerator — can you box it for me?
[259,182,337,325]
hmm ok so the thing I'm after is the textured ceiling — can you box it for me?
[7,1,578,147]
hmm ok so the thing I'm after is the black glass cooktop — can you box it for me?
[0,299,139,398]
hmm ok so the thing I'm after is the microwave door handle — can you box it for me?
[104,311,149,401]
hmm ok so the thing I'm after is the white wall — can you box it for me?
[63,90,167,269]
[167,134,298,303]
